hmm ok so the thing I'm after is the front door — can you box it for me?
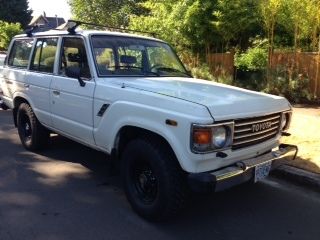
[50,37,95,145]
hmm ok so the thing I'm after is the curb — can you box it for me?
[272,165,320,191]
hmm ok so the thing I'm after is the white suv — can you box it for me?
[0,22,297,220]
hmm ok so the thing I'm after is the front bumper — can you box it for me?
[188,144,298,192]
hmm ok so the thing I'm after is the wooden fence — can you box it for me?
[204,52,320,97]
[206,52,234,77]
[271,52,320,97]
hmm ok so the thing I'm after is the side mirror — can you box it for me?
[65,66,86,87]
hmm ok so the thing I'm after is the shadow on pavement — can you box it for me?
[1,110,320,240]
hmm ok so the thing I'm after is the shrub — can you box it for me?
[0,21,22,50]
[189,64,215,81]
[264,66,313,103]
[235,37,268,72]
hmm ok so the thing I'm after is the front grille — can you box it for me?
[232,113,281,150]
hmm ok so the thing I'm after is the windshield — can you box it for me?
[91,35,190,77]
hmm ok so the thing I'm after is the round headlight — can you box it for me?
[212,127,227,148]
[281,114,287,130]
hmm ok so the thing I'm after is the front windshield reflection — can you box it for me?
[91,35,190,77]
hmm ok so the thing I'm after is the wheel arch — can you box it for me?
[12,95,31,126]
[114,125,180,167]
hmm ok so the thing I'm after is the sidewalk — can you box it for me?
[273,105,320,190]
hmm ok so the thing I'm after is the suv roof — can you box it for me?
[15,29,163,43]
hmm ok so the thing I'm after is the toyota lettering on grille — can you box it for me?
[252,121,272,133]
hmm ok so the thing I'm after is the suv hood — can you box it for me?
[120,77,290,120]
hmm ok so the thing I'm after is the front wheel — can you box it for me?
[17,103,49,151]
[121,138,188,221]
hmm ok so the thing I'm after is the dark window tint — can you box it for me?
[60,38,91,79]
[31,38,58,73]
[8,39,33,68]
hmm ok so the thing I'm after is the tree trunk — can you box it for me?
[315,35,320,98]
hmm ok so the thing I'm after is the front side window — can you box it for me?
[31,38,58,73]
[59,37,91,79]
[8,39,34,68]
[91,35,190,77]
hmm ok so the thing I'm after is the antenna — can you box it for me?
[64,20,157,37]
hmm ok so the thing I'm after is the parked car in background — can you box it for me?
[0,53,6,66]
[0,53,9,110]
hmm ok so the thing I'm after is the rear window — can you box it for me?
[8,39,34,68]
[31,38,58,73]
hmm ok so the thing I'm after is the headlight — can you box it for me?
[212,127,227,148]
[191,123,233,153]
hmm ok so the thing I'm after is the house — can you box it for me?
[28,13,65,32]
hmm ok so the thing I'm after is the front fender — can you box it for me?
[93,101,208,172]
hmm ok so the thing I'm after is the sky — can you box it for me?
[28,0,72,20]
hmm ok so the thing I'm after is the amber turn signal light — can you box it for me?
[193,129,211,145]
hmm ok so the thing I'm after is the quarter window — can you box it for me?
[31,38,58,73]
[8,39,34,68]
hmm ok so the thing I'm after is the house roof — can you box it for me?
[29,15,65,30]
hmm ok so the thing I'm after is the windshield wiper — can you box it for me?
[155,67,192,77]
[144,71,160,77]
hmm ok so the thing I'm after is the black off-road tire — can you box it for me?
[121,137,188,221]
[17,103,49,151]
[0,102,9,110]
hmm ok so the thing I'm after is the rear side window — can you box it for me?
[31,38,58,73]
[8,39,34,68]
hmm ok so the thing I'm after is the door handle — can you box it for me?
[52,90,60,96]
[24,84,29,88]
[5,79,12,84]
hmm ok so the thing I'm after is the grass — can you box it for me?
[282,107,320,174]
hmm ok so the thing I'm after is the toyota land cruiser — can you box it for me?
[0,21,297,220]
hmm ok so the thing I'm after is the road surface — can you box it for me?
[0,109,319,240]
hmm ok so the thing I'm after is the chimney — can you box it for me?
[43,11,46,18]
[55,14,58,27]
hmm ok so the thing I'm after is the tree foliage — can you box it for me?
[0,21,22,50]
[0,0,32,28]
[69,0,320,56]
[68,0,147,27]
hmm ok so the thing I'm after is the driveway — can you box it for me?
[0,109,320,240]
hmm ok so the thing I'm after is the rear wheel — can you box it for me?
[17,103,49,151]
[121,137,187,221]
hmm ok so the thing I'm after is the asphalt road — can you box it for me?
[0,109,320,240]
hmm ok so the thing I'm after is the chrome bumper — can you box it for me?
[188,144,298,192]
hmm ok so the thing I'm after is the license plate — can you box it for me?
[254,161,272,182]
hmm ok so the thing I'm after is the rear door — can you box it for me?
[50,37,95,145]
[25,37,59,125]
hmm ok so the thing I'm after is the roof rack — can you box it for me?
[59,20,157,38]
[24,25,39,37]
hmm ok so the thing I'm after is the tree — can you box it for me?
[0,21,22,50]
[213,0,263,50]
[130,0,221,64]
[0,0,32,28]
[68,0,147,27]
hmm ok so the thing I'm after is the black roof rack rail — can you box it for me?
[24,25,39,37]
[64,20,157,37]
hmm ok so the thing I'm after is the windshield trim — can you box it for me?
[89,34,192,78]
